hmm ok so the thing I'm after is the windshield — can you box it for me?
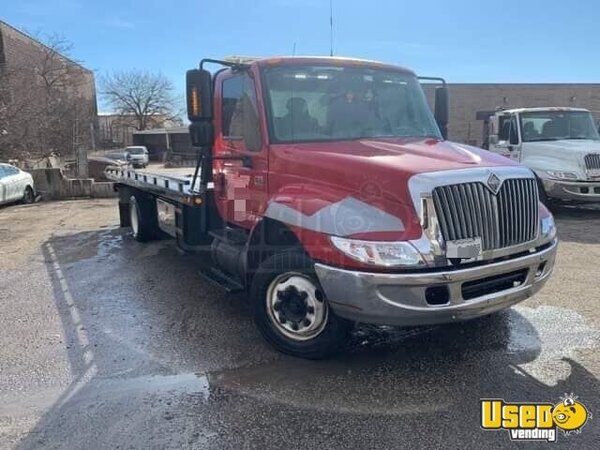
[520,110,600,142]
[127,147,146,154]
[262,65,441,143]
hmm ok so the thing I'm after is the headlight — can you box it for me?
[330,236,425,267]
[546,170,579,180]
[540,214,556,240]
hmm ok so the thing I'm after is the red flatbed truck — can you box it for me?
[106,56,557,358]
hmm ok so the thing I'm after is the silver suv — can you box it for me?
[125,146,149,168]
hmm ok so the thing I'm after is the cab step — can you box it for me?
[209,227,248,245]
[197,266,244,293]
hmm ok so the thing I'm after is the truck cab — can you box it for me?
[109,56,557,358]
[485,107,600,203]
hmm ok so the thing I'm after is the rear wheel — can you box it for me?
[250,251,351,359]
[129,194,159,242]
[22,186,34,204]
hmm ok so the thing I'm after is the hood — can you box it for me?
[268,138,522,241]
[272,137,517,181]
[522,139,600,176]
[523,138,600,155]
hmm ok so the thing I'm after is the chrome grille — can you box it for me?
[585,154,600,170]
[432,178,539,251]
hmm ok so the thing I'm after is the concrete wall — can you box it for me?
[30,168,116,200]
[424,84,600,147]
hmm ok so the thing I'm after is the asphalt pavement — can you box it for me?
[0,199,599,449]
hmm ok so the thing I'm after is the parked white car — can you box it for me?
[125,146,149,168]
[484,107,600,203]
[0,163,35,205]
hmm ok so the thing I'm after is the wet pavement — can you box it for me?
[1,199,600,449]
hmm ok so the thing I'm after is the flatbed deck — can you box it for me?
[105,164,212,200]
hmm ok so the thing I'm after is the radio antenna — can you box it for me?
[329,0,334,56]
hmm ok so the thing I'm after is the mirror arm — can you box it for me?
[418,76,446,87]
[200,58,250,72]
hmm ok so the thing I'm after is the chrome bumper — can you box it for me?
[314,239,557,327]
[542,178,600,202]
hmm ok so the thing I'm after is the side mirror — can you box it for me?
[434,86,449,139]
[186,69,213,121]
[189,121,214,148]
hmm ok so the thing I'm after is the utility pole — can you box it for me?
[329,0,334,56]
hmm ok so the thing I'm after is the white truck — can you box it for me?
[481,107,600,204]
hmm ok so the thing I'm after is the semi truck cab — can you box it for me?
[108,57,557,358]
[484,107,600,203]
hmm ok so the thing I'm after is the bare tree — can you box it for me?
[0,33,95,161]
[100,70,181,131]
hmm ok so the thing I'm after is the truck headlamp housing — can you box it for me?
[546,170,579,180]
[330,236,425,267]
[540,214,557,240]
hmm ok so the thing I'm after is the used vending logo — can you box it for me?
[480,394,591,442]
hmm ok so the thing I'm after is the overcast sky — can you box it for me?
[2,0,600,108]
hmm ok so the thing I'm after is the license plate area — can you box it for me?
[446,237,482,259]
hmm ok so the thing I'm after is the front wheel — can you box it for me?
[250,251,351,359]
[22,186,34,204]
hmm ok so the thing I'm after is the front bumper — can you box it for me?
[542,178,600,202]
[314,239,557,327]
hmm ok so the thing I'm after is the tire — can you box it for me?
[129,193,159,242]
[250,250,351,359]
[22,186,34,204]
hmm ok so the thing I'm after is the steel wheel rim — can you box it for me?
[24,188,33,203]
[266,273,328,341]
[130,200,139,236]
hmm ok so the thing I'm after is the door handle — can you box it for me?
[241,156,253,168]
[213,155,253,168]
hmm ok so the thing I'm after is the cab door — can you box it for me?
[213,71,268,230]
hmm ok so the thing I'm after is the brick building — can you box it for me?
[424,83,600,147]
[0,20,97,160]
